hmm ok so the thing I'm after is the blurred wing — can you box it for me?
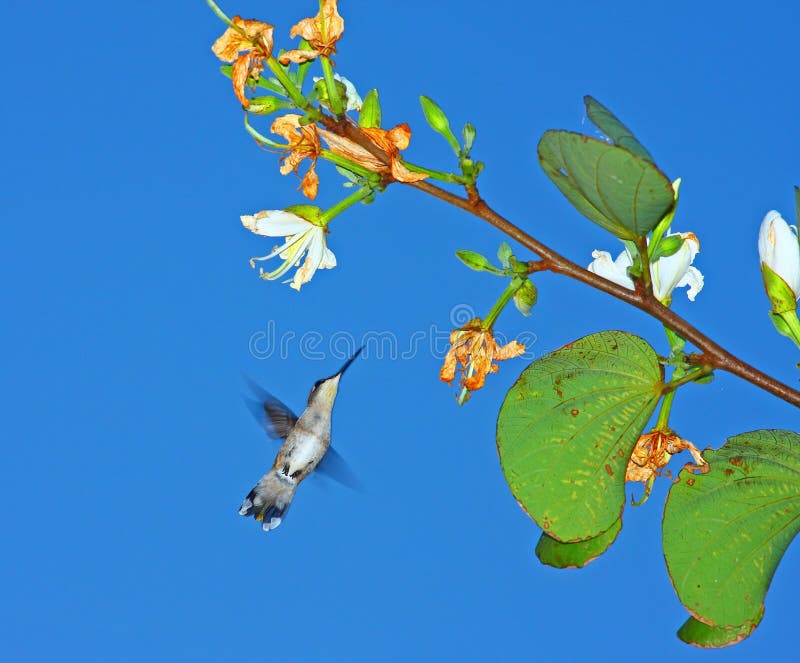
[243,375,298,440]
[316,447,363,492]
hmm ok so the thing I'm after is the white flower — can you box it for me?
[312,74,363,112]
[241,210,336,291]
[758,210,800,300]
[587,232,704,303]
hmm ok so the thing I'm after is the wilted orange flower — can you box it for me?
[279,0,344,65]
[211,16,274,106]
[319,124,428,183]
[271,114,321,199]
[626,430,707,503]
[440,318,525,397]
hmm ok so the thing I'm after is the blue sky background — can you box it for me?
[3,0,799,660]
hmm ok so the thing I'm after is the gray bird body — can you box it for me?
[239,349,361,532]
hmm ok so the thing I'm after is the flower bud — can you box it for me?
[759,211,800,310]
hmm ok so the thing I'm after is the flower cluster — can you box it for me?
[588,231,704,304]
[210,0,428,291]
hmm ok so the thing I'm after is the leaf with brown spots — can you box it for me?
[496,331,663,543]
[663,429,800,647]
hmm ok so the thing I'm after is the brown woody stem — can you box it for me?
[313,114,800,408]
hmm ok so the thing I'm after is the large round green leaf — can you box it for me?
[537,130,675,240]
[497,331,663,543]
[535,517,622,569]
[663,429,800,637]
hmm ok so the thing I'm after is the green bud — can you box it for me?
[246,96,291,115]
[313,78,348,111]
[497,242,513,269]
[455,250,505,275]
[462,123,476,155]
[359,89,381,128]
[650,234,683,261]
[692,371,715,385]
[419,95,461,156]
[513,278,538,317]
[762,262,798,314]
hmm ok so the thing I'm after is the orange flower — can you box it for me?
[318,124,428,183]
[440,318,525,398]
[626,431,707,504]
[211,16,274,107]
[279,0,344,65]
[271,114,321,199]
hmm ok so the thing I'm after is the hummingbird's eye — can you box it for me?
[312,379,325,391]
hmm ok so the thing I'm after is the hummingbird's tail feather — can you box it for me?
[239,470,297,532]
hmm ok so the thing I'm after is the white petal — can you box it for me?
[241,210,313,237]
[759,211,800,299]
[651,232,700,302]
[676,266,704,301]
[319,247,337,270]
[261,231,315,281]
[588,250,635,290]
[290,228,327,291]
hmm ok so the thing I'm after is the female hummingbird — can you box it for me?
[239,347,363,532]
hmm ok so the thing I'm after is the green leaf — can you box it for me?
[359,89,381,128]
[677,614,763,649]
[663,430,800,637]
[537,131,675,240]
[535,517,621,569]
[497,331,663,542]
[512,279,537,317]
[420,95,461,156]
[455,250,505,275]
[584,96,654,163]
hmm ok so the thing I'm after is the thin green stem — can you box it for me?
[243,115,285,148]
[401,161,466,184]
[655,387,677,431]
[206,0,237,31]
[320,56,344,116]
[666,366,712,391]
[265,57,316,114]
[320,186,373,224]
[483,277,523,329]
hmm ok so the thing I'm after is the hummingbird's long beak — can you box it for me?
[336,346,364,377]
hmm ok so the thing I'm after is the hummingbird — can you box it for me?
[239,347,363,532]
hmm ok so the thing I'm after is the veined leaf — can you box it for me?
[497,331,663,543]
[663,429,800,642]
[584,96,654,163]
[538,131,675,240]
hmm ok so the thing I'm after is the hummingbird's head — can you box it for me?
[306,346,364,407]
